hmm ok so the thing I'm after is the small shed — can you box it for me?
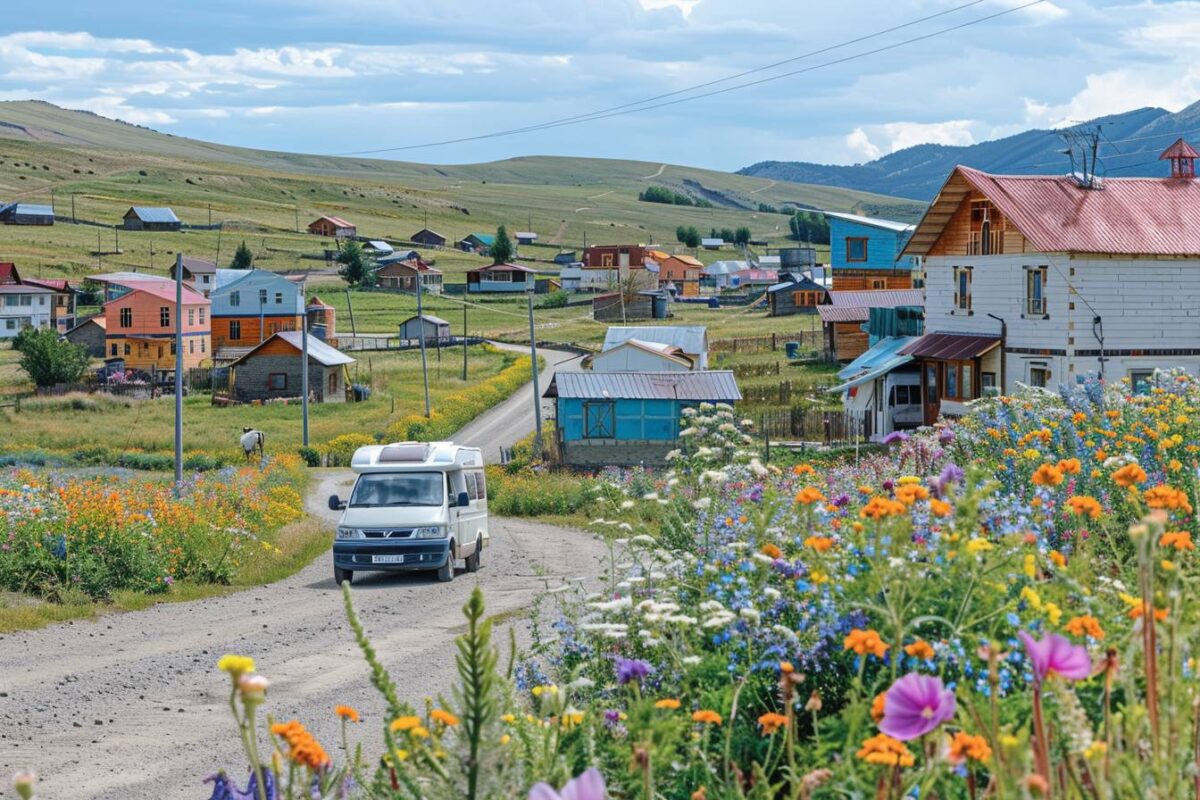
[65,316,107,358]
[123,206,181,231]
[228,331,355,403]
[515,231,538,245]
[767,273,829,316]
[458,233,494,254]
[376,258,444,294]
[590,339,694,372]
[308,216,356,238]
[466,263,536,293]
[0,202,54,226]
[411,228,447,247]
[553,251,577,265]
[363,240,394,255]
[701,238,724,250]
[306,296,336,340]
[592,290,668,322]
[544,370,742,467]
[399,314,452,343]
[603,325,708,368]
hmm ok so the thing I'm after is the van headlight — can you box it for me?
[336,527,363,539]
[414,526,447,539]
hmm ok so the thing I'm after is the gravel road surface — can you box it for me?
[0,472,606,799]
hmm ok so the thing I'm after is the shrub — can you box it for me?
[321,433,376,467]
[296,445,321,467]
[16,328,90,388]
[485,466,592,516]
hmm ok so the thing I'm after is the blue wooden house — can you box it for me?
[465,263,537,293]
[544,370,741,467]
[209,269,305,351]
[826,212,917,290]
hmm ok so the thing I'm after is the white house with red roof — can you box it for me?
[900,139,1200,423]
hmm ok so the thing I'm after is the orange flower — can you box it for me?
[793,464,816,476]
[1160,530,1195,551]
[795,487,826,505]
[860,496,907,520]
[894,484,930,505]
[1112,464,1147,488]
[844,628,889,658]
[870,691,888,723]
[1066,495,1102,520]
[760,543,783,559]
[948,731,993,764]
[1064,615,1105,640]
[779,661,795,674]
[271,720,331,771]
[1057,458,1082,475]
[1048,550,1067,568]
[430,709,460,727]
[692,709,722,725]
[930,498,952,518]
[334,705,361,723]
[904,639,936,661]
[1129,603,1169,621]
[654,698,681,710]
[1144,486,1193,514]
[1031,464,1064,488]
[758,712,788,735]
[856,734,915,767]
[804,535,835,552]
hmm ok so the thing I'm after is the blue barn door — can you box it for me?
[584,401,616,438]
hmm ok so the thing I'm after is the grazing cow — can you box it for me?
[239,427,265,462]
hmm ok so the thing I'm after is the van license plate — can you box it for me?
[372,554,406,564]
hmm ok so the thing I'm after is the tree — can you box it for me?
[17,328,90,388]
[675,225,688,244]
[734,226,752,246]
[231,241,254,269]
[491,225,514,265]
[337,241,370,287]
[681,226,701,249]
[719,227,736,243]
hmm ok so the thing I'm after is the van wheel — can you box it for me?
[334,566,353,586]
[465,541,481,573]
[436,557,454,583]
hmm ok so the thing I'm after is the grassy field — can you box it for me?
[0,101,913,281]
[0,343,520,453]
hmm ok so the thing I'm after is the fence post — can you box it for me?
[771,333,777,351]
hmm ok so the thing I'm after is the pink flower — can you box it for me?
[529,768,605,800]
[878,672,956,741]
[1019,631,1091,683]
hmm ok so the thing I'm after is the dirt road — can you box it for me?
[0,472,606,799]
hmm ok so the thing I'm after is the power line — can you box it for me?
[331,0,1043,156]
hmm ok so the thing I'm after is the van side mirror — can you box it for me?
[456,491,470,508]
[328,494,343,511]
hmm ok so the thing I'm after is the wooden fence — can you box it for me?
[758,408,872,446]
[710,330,823,354]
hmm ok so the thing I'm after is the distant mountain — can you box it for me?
[739,102,1200,201]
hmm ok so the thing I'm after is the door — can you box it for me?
[448,471,472,559]
[922,363,940,426]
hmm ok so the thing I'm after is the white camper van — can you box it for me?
[328,442,488,585]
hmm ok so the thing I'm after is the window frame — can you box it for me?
[1024,265,1049,318]
[1028,364,1050,389]
[1129,369,1155,395]
[268,372,287,391]
[160,306,171,328]
[952,266,973,314]
[119,307,133,328]
[846,237,869,263]
[939,360,977,402]
[229,320,242,341]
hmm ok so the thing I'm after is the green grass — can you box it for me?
[0,101,921,282]
[0,343,518,452]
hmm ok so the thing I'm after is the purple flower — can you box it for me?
[878,672,956,741]
[938,427,955,444]
[935,464,965,497]
[1019,631,1092,684]
[881,431,910,445]
[205,770,276,800]
[529,768,606,800]
[615,657,653,685]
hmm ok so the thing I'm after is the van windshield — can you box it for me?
[350,472,444,508]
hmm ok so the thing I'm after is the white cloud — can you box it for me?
[844,120,977,159]
[70,95,178,126]
[845,127,882,160]
[1023,67,1200,128]
[0,31,161,54]
[640,0,702,15]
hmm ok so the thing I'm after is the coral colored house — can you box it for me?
[103,283,211,371]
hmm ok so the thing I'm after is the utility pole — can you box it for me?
[294,206,299,233]
[114,227,119,253]
[345,288,357,336]
[259,297,265,343]
[173,254,184,493]
[461,302,468,381]
[416,270,431,418]
[208,203,212,227]
[424,209,428,230]
[71,194,76,224]
[215,223,223,266]
[527,290,543,454]
[301,279,310,447]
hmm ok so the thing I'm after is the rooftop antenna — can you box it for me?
[1059,127,1103,188]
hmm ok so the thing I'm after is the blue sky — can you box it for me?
[1,0,1197,170]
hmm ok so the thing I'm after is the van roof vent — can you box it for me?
[378,443,431,463]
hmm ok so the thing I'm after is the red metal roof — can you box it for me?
[22,278,72,292]
[1161,138,1200,160]
[899,332,1000,360]
[912,166,1200,257]
[103,283,209,305]
[0,263,19,284]
[314,215,354,228]
[827,289,924,308]
[817,305,870,323]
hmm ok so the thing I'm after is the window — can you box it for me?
[199,308,206,324]
[328,372,338,396]
[474,469,486,499]
[160,306,170,327]
[259,289,268,305]
[982,372,997,395]
[188,308,195,325]
[889,385,914,406]
[189,339,195,354]
[120,307,132,327]
[583,400,616,439]
[792,290,820,307]
[230,320,242,340]
[925,365,937,405]
[110,343,118,356]
[2,296,14,307]
[601,254,614,267]
[229,291,240,307]
[969,200,1005,255]
[19,295,32,306]
[124,343,131,356]
[846,237,868,262]
[953,266,972,312]
[945,365,958,398]
[268,373,287,390]
[871,279,886,290]
[939,361,977,401]
[200,338,206,353]
[1029,365,1049,388]
[1130,370,1155,395]
[275,292,283,305]
[5,319,15,330]
[465,471,479,501]
[1026,266,1048,316]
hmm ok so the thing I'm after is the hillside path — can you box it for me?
[0,348,601,799]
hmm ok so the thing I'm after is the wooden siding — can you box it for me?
[832,322,869,361]
[831,270,914,291]
[211,314,302,350]
[830,216,916,271]
[927,189,1029,257]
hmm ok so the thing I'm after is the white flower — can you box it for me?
[679,427,699,438]
[682,655,701,666]
[620,500,636,509]
[698,600,724,612]
[763,587,781,599]
[664,614,699,625]
[588,597,632,612]
[740,418,755,428]
[718,423,737,433]
[681,407,699,417]
[739,607,761,624]
[602,630,627,640]
[570,677,595,690]
[751,553,775,565]
[643,492,659,501]
[727,541,748,551]
[632,534,657,545]
[693,497,712,510]
[749,458,769,477]
[617,522,633,531]
[667,477,679,487]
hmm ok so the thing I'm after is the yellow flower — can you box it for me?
[966,538,994,554]
[390,715,422,733]
[1023,553,1037,578]
[431,709,460,727]
[500,714,516,724]
[1044,602,1063,626]
[500,734,511,745]
[655,698,682,710]
[1083,741,1107,760]
[1020,586,1043,610]
[393,749,410,762]
[217,654,256,678]
[531,685,557,697]
[1000,734,1020,749]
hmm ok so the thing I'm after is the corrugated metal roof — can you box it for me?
[129,206,179,223]
[825,211,915,233]
[21,278,71,292]
[899,331,1000,360]
[180,256,217,273]
[546,370,741,401]
[366,240,393,252]
[103,282,209,305]
[315,215,353,229]
[467,262,535,274]
[817,305,870,323]
[465,233,495,245]
[906,166,1200,257]
[515,231,537,238]
[703,260,748,275]
[837,335,918,381]
[402,314,450,326]
[14,204,53,216]
[603,325,707,355]
[1161,138,1200,159]
[828,289,924,308]
[231,331,355,367]
[0,283,51,294]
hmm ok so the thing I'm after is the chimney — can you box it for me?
[1160,138,1198,179]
